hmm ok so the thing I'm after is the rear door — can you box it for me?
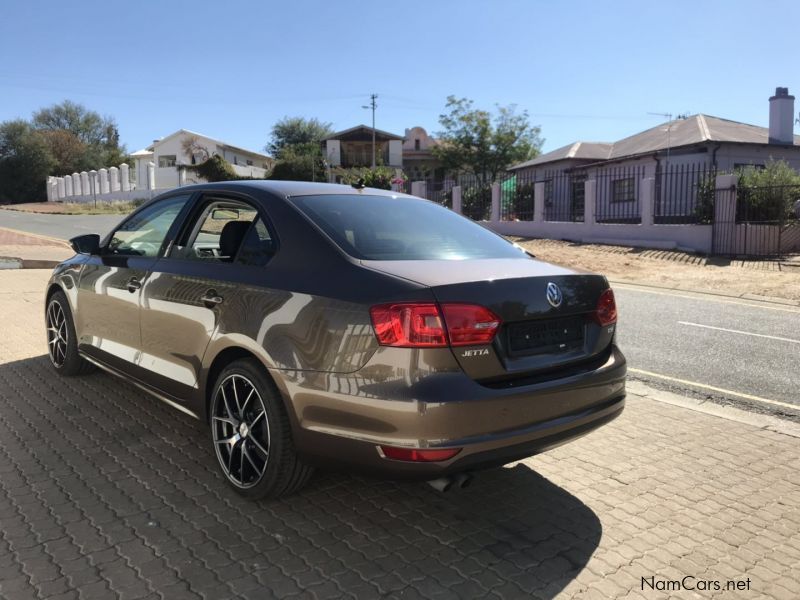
[138,193,274,400]
[76,194,193,371]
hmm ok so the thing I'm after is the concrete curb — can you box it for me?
[0,257,59,270]
[0,257,22,269]
[628,380,800,439]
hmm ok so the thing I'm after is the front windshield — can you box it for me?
[292,194,526,261]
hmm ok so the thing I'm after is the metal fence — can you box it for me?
[499,171,536,220]
[655,162,716,224]
[713,184,800,257]
[458,175,493,220]
[594,164,645,224]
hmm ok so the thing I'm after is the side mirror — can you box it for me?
[70,234,101,255]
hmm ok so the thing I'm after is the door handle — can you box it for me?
[201,291,224,308]
[127,277,142,293]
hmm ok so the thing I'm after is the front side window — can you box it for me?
[107,195,190,257]
[293,194,526,261]
[158,155,177,168]
[612,178,635,202]
[169,198,274,265]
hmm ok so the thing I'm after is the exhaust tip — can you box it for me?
[454,472,473,489]
[428,473,473,492]
[427,477,454,493]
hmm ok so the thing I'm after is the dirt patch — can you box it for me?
[512,237,800,302]
[1,201,140,215]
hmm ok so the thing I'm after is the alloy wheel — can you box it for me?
[211,374,271,488]
[46,299,68,368]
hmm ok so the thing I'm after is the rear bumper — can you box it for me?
[288,345,626,479]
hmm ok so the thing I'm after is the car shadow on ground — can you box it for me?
[0,355,602,599]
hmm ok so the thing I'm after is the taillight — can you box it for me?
[594,288,617,326]
[369,302,501,348]
[441,304,501,346]
[369,303,447,347]
[379,446,462,462]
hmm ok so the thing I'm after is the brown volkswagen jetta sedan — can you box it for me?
[45,181,625,498]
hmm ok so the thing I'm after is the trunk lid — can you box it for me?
[362,257,615,382]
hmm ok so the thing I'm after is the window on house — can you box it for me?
[158,155,177,168]
[414,139,420,151]
[543,179,554,206]
[246,159,253,166]
[611,178,635,202]
[734,163,765,171]
[233,156,238,165]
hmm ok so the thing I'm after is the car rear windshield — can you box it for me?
[292,194,526,261]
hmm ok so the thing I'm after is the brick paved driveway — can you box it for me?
[1,270,798,599]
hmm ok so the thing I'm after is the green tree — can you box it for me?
[266,117,333,182]
[432,96,543,185]
[32,100,126,172]
[0,120,56,203]
[266,117,333,158]
[268,142,326,182]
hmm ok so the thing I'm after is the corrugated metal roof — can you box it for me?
[509,141,613,170]
[510,114,800,170]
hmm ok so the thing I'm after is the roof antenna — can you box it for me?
[351,178,366,190]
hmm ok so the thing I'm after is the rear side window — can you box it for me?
[169,197,275,266]
[292,194,525,261]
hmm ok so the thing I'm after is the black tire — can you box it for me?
[45,291,95,376]
[209,358,313,499]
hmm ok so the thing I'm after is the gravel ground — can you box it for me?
[512,238,800,302]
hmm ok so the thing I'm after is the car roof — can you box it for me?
[166,180,412,200]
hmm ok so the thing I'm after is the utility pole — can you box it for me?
[362,94,378,168]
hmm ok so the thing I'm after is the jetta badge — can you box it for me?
[546,282,563,308]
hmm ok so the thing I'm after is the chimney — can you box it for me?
[769,87,795,144]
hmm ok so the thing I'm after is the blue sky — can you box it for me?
[2,0,799,157]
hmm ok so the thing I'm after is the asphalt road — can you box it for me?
[0,209,122,240]
[614,282,799,411]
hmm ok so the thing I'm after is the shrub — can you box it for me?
[183,154,253,182]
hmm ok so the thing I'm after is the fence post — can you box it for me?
[109,166,120,192]
[490,183,501,222]
[98,168,109,194]
[120,164,130,191]
[451,185,462,214]
[147,162,155,191]
[72,173,82,197]
[640,177,655,226]
[533,182,545,222]
[80,172,90,197]
[411,181,426,198]
[584,179,596,225]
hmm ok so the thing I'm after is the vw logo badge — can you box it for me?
[546,282,563,308]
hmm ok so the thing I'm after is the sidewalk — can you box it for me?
[0,227,72,268]
[1,269,798,599]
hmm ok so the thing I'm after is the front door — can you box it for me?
[76,194,193,371]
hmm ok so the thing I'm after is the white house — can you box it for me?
[132,129,272,189]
